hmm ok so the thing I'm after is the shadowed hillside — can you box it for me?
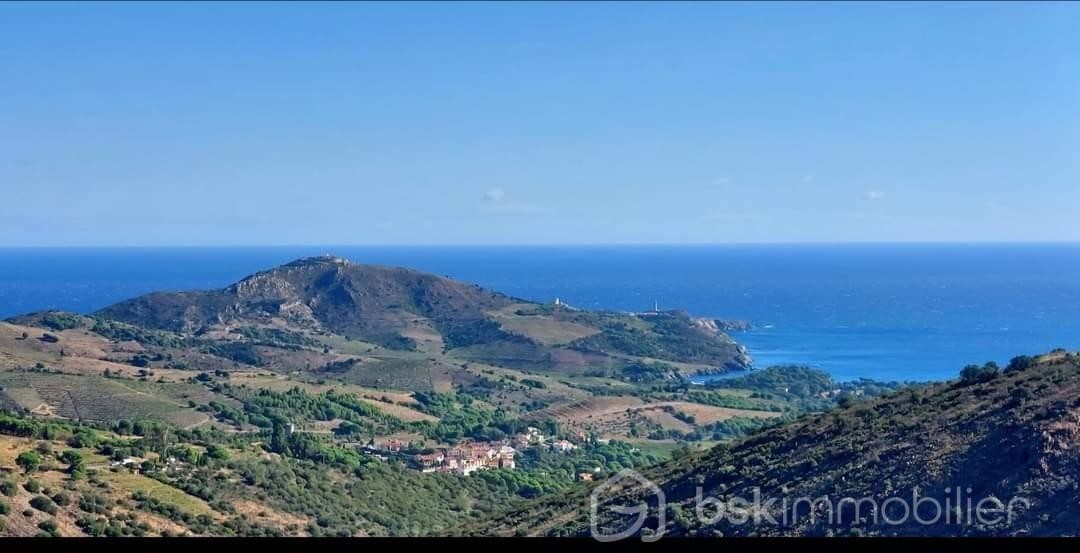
[94,256,521,350]
[466,352,1080,537]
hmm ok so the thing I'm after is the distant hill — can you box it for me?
[94,256,519,349]
[0,255,755,443]
[89,255,750,374]
[468,351,1080,537]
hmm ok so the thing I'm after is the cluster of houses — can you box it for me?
[418,426,588,475]
[362,426,591,476]
[415,442,518,475]
[816,388,864,400]
[510,426,581,452]
[519,426,591,455]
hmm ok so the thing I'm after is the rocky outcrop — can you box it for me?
[713,319,753,332]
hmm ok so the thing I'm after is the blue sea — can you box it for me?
[2,244,1079,383]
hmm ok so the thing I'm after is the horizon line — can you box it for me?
[1,240,1080,250]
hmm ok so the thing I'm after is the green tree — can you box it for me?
[206,444,229,461]
[60,450,83,466]
[269,421,291,455]
[61,450,87,479]
[67,430,99,449]
[960,362,1000,384]
[16,451,41,473]
[1007,355,1036,372]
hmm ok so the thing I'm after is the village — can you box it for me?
[359,426,602,478]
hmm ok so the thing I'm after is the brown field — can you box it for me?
[539,396,648,423]
[616,402,779,433]
[0,323,111,358]
[637,408,694,433]
[357,398,437,422]
[668,401,782,424]
[0,323,72,369]
[399,321,445,350]
[0,434,33,469]
[536,396,779,439]
[0,322,212,383]
[233,499,310,533]
[490,313,600,346]
[99,470,217,518]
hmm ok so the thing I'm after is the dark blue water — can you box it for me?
[2,244,1078,382]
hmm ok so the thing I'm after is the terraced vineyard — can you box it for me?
[0,372,208,427]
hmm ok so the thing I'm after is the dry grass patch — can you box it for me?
[0,434,33,469]
[543,396,647,423]
[242,372,433,402]
[357,398,437,422]
[669,402,782,424]
[233,499,310,533]
[637,408,694,432]
[99,470,217,518]
[491,314,600,346]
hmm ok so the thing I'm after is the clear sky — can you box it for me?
[2,1,1078,246]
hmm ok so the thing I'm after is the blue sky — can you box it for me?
[1,1,1077,246]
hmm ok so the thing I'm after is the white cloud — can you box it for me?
[706,176,732,189]
[864,189,884,201]
[482,202,545,215]
[479,188,543,215]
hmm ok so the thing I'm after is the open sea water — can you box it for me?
[1,244,1078,383]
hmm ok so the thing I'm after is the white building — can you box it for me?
[551,440,577,453]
